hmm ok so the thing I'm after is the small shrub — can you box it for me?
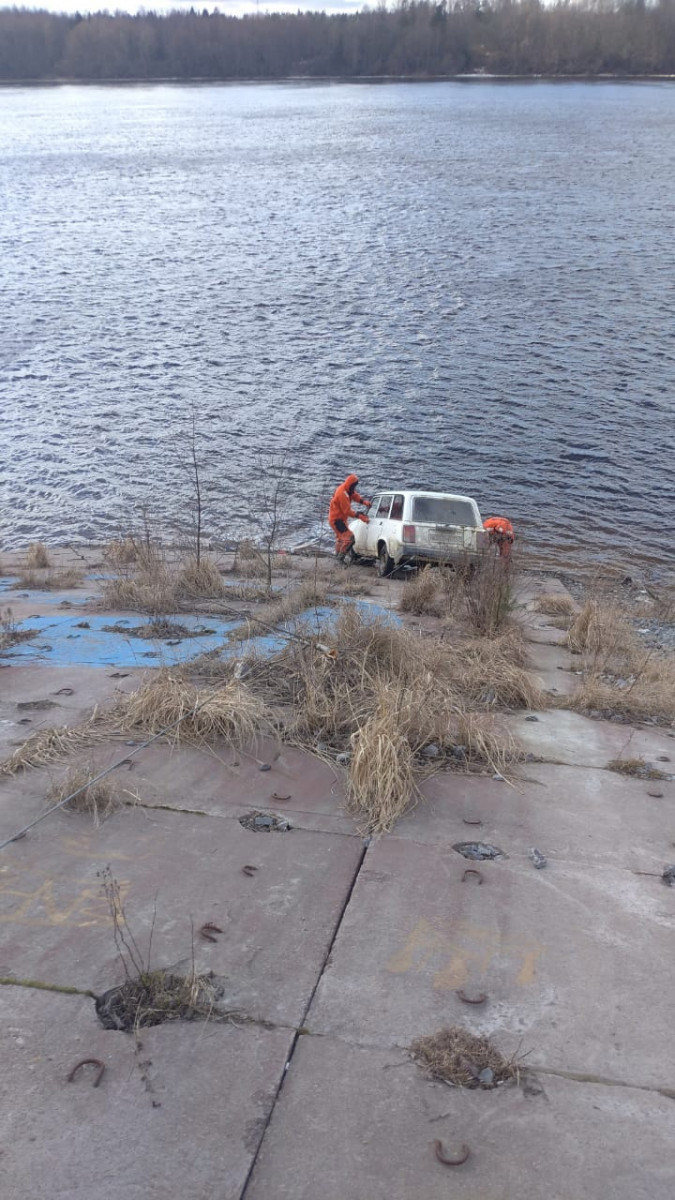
[48,765,122,825]
[104,537,138,566]
[26,542,50,569]
[462,554,514,636]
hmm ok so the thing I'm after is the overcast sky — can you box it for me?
[7,0,368,15]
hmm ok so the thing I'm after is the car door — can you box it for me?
[367,494,393,555]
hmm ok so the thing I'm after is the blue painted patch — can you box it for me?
[1,613,240,669]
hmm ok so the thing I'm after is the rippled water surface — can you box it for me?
[1,81,674,572]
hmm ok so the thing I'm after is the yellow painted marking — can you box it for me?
[0,869,130,928]
[387,917,543,989]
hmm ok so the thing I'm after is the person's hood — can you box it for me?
[344,473,359,491]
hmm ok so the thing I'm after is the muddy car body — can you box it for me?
[349,490,488,576]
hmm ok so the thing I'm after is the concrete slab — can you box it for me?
[112,736,355,837]
[307,838,675,1088]
[0,664,143,756]
[245,1036,674,1200]
[0,733,356,840]
[0,984,293,1200]
[506,709,675,770]
[395,763,675,870]
[0,805,362,1027]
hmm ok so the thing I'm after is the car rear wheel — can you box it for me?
[377,542,394,577]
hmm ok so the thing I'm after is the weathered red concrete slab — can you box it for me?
[115,735,355,836]
[395,763,675,871]
[307,838,675,1088]
[0,732,356,838]
[0,805,362,1027]
[0,984,293,1200]
[0,664,143,756]
[245,1036,674,1200]
[506,709,675,769]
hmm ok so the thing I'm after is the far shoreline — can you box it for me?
[3,73,675,87]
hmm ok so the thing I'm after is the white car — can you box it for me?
[348,490,489,576]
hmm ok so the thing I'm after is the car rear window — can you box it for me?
[412,497,477,526]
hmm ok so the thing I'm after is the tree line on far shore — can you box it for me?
[1,0,675,82]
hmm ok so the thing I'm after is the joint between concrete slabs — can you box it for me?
[0,976,96,999]
[239,839,370,1199]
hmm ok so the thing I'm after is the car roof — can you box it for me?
[373,489,478,504]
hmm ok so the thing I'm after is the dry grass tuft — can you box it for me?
[104,537,138,566]
[455,710,521,773]
[175,555,226,599]
[12,568,84,592]
[0,606,40,652]
[400,567,445,617]
[0,719,104,777]
[461,554,514,636]
[254,581,329,628]
[26,542,51,569]
[101,551,225,613]
[347,685,421,833]
[112,670,270,747]
[48,764,123,824]
[568,599,628,658]
[536,593,576,616]
[606,757,669,780]
[237,605,523,832]
[97,969,222,1031]
[569,598,675,724]
[443,629,544,710]
[410,1027,519,1089]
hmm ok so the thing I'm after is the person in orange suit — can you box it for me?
[483,516,515,560]
[329,474,371,560]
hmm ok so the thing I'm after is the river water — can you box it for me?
[1,80,674,575]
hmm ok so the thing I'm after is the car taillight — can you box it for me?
[403,524,416,543]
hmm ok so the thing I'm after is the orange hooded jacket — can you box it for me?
[483,517,514,541]
[329,474,369,528]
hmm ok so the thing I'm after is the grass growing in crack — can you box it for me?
[0,607,40,652]
[569,598,675,724]
[25,542,51,569]
[96,868,221,1031]
[605,757,669,780]
[410,1027,520,1089]
[47,765,123,825]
